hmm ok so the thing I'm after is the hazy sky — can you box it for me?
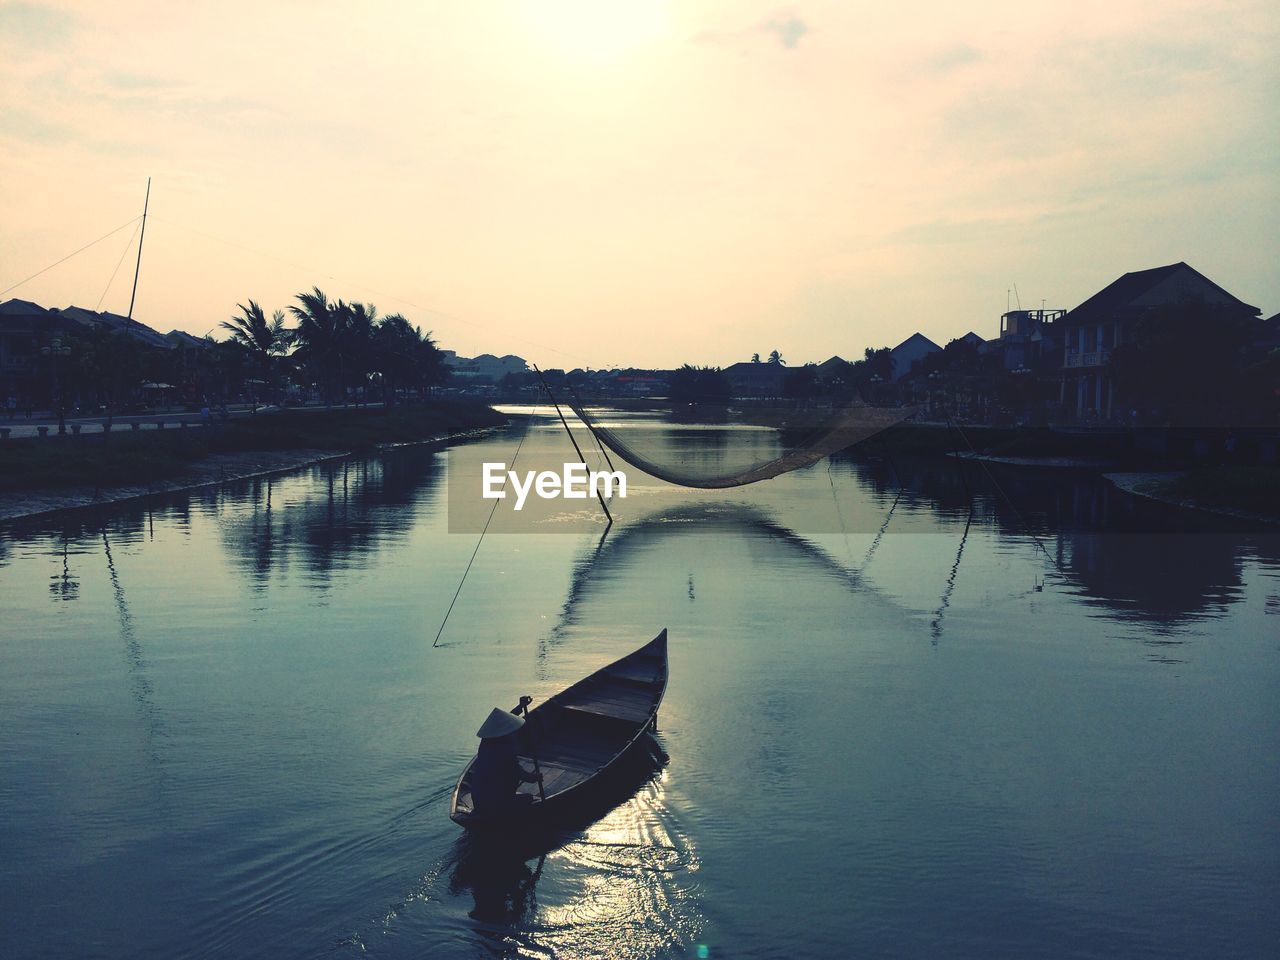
[1,0,1276,368]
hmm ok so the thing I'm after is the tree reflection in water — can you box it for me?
[214,445,447,586]
[839,450,1267,626]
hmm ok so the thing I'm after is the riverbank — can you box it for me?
[1105,467,1280,525]
[0,401,506,524]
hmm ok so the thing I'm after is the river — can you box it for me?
[1,408,1277,959]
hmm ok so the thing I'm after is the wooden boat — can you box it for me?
[450,629,669,829]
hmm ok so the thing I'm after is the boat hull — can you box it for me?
[450,629,669,830]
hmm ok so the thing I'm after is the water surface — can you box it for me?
[2,410,1277,959]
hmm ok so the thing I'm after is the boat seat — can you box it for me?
[514,759,593,797]
[561,696,654,724]
[537,739,625,770]
[603,663,665,684]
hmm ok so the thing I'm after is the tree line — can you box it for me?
[24,286,451,418]
[218,286,449,406]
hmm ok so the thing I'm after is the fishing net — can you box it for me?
[562,395,916,489]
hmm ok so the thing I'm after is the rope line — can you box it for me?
[949,419,1064,574]
[826,458,855,569]
[569,384,617,474]
[1,216,142,297]
[96,218,144,311]
[432,409,537,647]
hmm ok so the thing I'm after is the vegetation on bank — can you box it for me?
[20,286,454,420]
[0,401,506,492]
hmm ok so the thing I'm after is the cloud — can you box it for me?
[695,9,811,51]
[0,1,75,47]
[0,104,70,144]
[764,14,808,50]
[920,43,982,73]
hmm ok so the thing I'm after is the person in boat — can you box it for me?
[470,702,542,814]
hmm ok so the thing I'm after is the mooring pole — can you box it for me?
[533,364,612,527]
[127,177,150,320]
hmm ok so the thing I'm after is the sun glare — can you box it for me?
[518,0,671,66]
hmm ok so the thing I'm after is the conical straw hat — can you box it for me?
[476,707,525,739]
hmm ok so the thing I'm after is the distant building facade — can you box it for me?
[1,298,173,403]
[889,333,941,382]
[1058,262,1260,421]
[441,351,528,384]
[993,307,1065,372]
[724,360,787,397]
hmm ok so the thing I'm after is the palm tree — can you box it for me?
[221,300,286,360]
[372,313,418,406]
[768,349,785,365]
[413,327,449,397]
[222,300,286,408]
[341,301,379,404]
[288,287,344,404]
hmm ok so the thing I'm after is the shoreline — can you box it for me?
[1104,471,1280,527]
[949,451,1120,470]
[0,426,498,526]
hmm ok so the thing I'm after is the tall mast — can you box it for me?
[127,176,150,319]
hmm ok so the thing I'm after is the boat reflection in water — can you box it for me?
[445,732,705,958]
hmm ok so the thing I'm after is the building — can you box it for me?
[0,299,64,400]
[166,329,212,351]
[1059,262,1260,421]
[723,360,787,397]
[813,355,851,382]
[1256,313,1280,353]
[0,298,177,406]
[440,351,528,383]
[55,305,174,350]
[889,333,941,382]
[993,307,1065,371]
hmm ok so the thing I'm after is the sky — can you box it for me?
[1,0,1276,369]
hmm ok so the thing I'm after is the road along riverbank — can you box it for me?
[0,402,506,524]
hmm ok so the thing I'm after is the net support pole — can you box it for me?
[127,177,150,319]
[533,365,612,528]
[568,382,617,474]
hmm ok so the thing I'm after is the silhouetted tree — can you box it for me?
[862,347,893,382]
[783,363,820,398]
[222,300,287,405]
[288,287,344,404]
[668,365,731,404]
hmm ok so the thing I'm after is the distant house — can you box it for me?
[889,333,941,382]
[1256,313,1280,353]
[724,360,787,397]
[54,305,173,350]
[1058,261,1260,421]
[993,307,1065,371]
[0,297,186,405]
[0,298,63,399]
[612,373,668,397]
[440,351,528,383]
[813,355,851,382]
[166,329,211,351]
